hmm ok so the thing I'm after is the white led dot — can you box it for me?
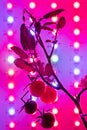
[73,42,80,49]
[7,16,14,24]
[8,69,15,76]
[54,120,58,127]
[73,1,80,9]
[51,16,58,22]
[29,2,36,9]
[30,29,35,36]
[7,55,15,64]
[73,55,80,63]
[74,107,79,114]
[7,43,13,50]
[52,81,58,88]
[31,121,37,127]
[8,108,15,116]
[73,28,80,36]
[7,30,13,36]
[51,54,59,63]
[51,2,57,9]
[73,68,80,75]
[7,3,13,9]
[52,29,57,35]
[74,81,79,88]
[54,44,58,49]
[8,95,15,102]
[52,108,58,115]
[9,121,15,128]
[73,15,80,22]
[75,120,80,127]
[8,82,14,89]
[32,96,37,101]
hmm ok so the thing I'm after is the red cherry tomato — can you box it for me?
[29,80,45,97]
[40,85,57,104]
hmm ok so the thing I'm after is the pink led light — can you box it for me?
[73,28,80,36]
[73,41,80,49]
[54,120,58,127]
[31,121,37,127]
[74,81,79,88]
[7,2,13,9]
[52,108,58,115]
[51,16,58,22]
[8,95,15,102]
[52,29,57,35]
[73,1,80,9]
[8,69,15,76]
[30,71,36,76]
[74,107,79,114]
[8,82,14,89]
[7,30,13,36]
[29,2,36,9]
[51,2,57,9]
[74,120,80,127]
[7,43,13,50]
[29,55,36,63]
[9,121,15,128]
[73,15,80,22]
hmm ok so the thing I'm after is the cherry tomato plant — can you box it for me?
[11,8,87,129]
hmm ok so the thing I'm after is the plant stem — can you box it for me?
[36,33,87,129]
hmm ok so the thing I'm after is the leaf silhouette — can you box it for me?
[57,16,66,29]
[43,9,64,19]
[43,22,56,26]
[45,40,52,43]
[45,63,53,76]
[20,24,36,51]
[52,40,58,44]
[14,58,34,72]
[11,46,28,59]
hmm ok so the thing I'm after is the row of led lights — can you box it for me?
[28,2,59,128]
[6,2,16,129]
[6,1,59,128]
[72,1,81,128]
[73,1,81,83]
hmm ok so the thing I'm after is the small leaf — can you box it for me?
[41,26,53,31]
[57,16,66,29]
[45,40,52,43]
[43,9,64,19]
[45,63,53,76]
[14,58,34,72]
[52,40,58,44]
[11,46,28,59]
[20,24,29,51]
